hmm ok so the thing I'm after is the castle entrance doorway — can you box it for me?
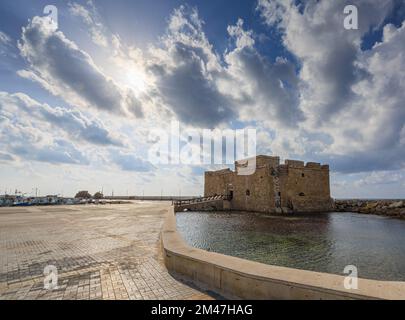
[226,184,234,200]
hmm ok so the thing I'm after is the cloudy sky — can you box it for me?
[0,0,404,198]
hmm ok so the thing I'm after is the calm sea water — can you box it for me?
[176,211,405,281]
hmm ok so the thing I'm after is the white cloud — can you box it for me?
[257,0,405,173]
[2,1,404,197]
[0,30,17,59]
[18,16,143,117]
[0,93,88,166]
[146,6,303,129]
[354,170,404,187]
[0,30,12,53]
[0,112,89,166]
[147,5,234,128]
[68,1,108,47]
[222,18,302,127]
[110,150,155,172]
[0,91,126,147]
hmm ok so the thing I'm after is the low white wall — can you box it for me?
[161,208,405,300]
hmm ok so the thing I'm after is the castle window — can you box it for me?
[301,173,305,177]
[278,192,281,197]
[299,192,305,196]
[246,189,250,196]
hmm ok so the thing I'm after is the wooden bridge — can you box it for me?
[173,195,231,212]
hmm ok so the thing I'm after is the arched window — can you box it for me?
[246,189,250,196]
[299,192,305,196]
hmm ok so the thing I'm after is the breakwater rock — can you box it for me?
[335,199,405,218]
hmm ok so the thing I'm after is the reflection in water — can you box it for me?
[176,211,405,281]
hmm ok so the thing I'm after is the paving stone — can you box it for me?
[0,202,213,300]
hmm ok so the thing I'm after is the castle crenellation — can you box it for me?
[204,155,333,214]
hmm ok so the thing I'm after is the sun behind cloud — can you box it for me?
[125,67,147,93]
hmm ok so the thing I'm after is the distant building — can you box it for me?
[204,155,333,213]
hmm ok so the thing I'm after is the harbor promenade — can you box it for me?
[0,202,211,300]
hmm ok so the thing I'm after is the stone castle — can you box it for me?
[204,155,333,213]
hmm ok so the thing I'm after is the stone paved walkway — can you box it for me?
[0,202,211,300]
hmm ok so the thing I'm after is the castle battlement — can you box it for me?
[204,155,332,213]
[205,168,232,175]
[285,159,305,167]
[231,155,329,171]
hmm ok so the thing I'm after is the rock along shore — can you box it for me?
[334,199,405,219]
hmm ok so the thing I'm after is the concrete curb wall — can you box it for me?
[161,208,405,300]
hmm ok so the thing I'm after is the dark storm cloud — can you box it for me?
[150,42,235,128]
[323,148,405,174]
[225,45,304,127]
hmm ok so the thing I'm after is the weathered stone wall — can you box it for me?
[204,169,232,196]
[204,155,332,213]
[230,166,274,212]
[280,163,332,212]
[205,166,275,212]
[235,155,280,168]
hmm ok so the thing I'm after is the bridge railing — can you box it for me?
[173,195,229,206]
